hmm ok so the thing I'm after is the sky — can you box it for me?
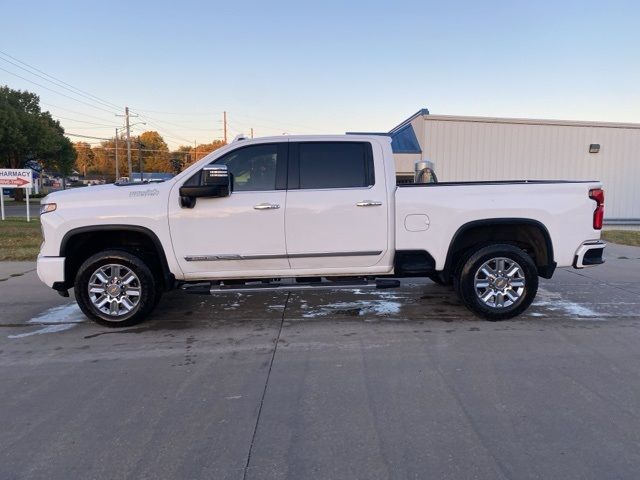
[1,0,638,149]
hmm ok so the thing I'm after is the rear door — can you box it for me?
[285,140,389,270]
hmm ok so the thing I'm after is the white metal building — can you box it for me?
[352,109,640,225]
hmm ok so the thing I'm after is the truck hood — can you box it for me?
[42,182,172,215]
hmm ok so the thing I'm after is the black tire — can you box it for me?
[455,244,538,321]
[74,250,159,328]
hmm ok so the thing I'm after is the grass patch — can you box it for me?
[602,230,640,247]
[0,217,42,261]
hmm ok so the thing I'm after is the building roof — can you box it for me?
[420,114,640,130]
[389,108,430,134]
[346,108,429,155]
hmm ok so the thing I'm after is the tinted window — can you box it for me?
[214,144,278,191]
[297,142,373,189]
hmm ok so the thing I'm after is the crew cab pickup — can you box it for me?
[37,135,606,327]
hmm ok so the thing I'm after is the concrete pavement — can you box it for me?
[1,244,639,479]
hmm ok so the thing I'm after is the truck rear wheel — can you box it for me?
[74,250,159,327]
[455,244,538,320]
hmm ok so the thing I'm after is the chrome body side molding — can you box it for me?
[184,251,383,262]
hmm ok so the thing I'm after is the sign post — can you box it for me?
[0,169,34,221]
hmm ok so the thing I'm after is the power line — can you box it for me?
[226,121,244,136]
[230,113,323,132]
[97,147,185,153]
[40,102,121,123]
[52,115,120,127]
[0,50,122,111]
[131,108,223,116]
[60,124,120,130]
[132,111,202,144]
[129,110,226,146]
[0,65,120,115]
[66,132,111,140]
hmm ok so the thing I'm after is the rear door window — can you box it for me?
[293,142,374,189]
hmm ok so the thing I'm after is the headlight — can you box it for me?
[40,203,57,214]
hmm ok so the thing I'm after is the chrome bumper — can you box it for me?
[573,240,606,268]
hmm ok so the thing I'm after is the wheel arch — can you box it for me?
[443,218,556,279]
[60,225,175,290]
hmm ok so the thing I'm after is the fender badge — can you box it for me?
[129,188,160,197]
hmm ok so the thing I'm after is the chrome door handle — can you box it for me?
[356,200,382,207]
[254,203,280,210]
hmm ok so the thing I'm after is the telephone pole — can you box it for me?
[250,127,254,139]
[114,128,119,181]
[125,107,132,178]
[116,106,139,180]
[137,140,143,182]
[223,111,227,143]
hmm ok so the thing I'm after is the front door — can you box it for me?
[168,142,289,278]
[285,140,390,272]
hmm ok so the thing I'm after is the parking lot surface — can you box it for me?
[1,243,640,479]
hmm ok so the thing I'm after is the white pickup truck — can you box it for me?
[37,135,606,327]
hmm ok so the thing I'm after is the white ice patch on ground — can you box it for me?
[302,300,402,318]
[8,303,85,339]
[533,288,601,319]
[301,290,409,318]
[347,289,404,300]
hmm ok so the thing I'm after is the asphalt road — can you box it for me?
[0,200,40,218]
[1,244,640,479]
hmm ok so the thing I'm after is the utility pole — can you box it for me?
[116,106,139,181]
[114,128,119,181]
[250,127,254,139]
[137,141,143,182]
[194,140,197,162]
[223,111,227,143]
[125,107,132,178]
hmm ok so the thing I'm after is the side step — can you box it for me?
[182,278,400,295]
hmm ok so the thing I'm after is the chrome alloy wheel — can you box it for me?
[88,264,141,318]
[473,257,525,308]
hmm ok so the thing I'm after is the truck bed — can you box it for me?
[394,179,602,270]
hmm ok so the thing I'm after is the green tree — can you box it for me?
[0,85,76,198]
[174,140,225,168]
[85,135,128,180]
[137,131,170,172]
[73,141,95,176]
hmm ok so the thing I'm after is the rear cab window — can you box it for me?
[289,141,374,190]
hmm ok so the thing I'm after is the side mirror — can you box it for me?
[179,165,232,208]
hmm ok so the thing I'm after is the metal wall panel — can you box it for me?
[397,115,640,221]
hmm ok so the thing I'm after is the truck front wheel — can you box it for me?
[455,244,538,320]
[74,250,159,327]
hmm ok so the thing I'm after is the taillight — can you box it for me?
[589,188,604,230]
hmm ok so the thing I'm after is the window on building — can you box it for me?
[297,142,374,189]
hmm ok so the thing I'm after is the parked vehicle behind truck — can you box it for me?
[37,135,606,327]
